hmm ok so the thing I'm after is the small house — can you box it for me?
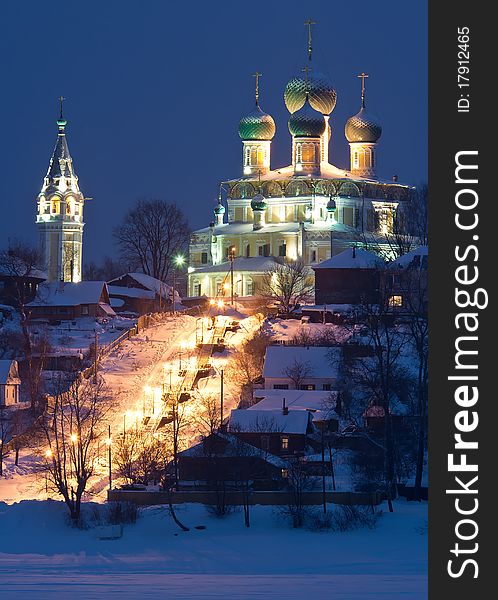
[262,345,342,391]
[386,246,428,315]
[228,408,314,456]
[107,273,176,314]
[27,281,115,322]
[313,247,384,305]
[0,360,21,406]
[251,389,340,432]
[177,432,289,489]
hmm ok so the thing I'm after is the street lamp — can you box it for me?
[228,246,236,305]
[106,426,112,491]
[172,254,186,316]
[326,196,337,258]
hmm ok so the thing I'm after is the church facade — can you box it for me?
[35,102,86,283]
[188,27,415,300]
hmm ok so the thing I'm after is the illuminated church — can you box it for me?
[187,23,415,299]
[36,99,86,283]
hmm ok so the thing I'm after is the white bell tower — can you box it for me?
[36,98,86,283]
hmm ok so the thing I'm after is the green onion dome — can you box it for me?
[284,70,337,115]
[238,105,276,141]
[345,107,382,143]
[250,193,268,211]
[326,197,337,213]
[288,98,326,137]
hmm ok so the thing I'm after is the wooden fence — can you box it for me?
[107,489,383,507]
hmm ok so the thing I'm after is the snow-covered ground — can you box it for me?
[0,499,427,599]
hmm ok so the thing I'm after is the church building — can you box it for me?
[188,23,415,300]
[36,100,86,283]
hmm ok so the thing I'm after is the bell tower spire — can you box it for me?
[36,99,86,283]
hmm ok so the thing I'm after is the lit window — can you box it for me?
[281,469,289,478]
[389,295,403,307]
[281,436,289,451]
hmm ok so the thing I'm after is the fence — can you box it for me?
[107,489,383,506]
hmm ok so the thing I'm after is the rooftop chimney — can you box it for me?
[282,397,289,416]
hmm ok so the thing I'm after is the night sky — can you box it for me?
[0,0,427,265]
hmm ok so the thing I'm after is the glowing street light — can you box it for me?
[45,448,53,459]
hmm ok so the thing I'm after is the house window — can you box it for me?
[299,384,316,391]
[246,280,254,296]
[273,384,289,390]
[281,468,289,479]
[201,252,208,264]
[258,244,270,257]
[389,295,403,307]
[322,384,331,391]
[278,243,286,257]
[81,305,89,316]
[280,436,289,451]
[261,435,270,451]
[193,283,201,296]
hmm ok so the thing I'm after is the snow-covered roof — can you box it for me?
[0,360,20,385]
[313,247,384,270]
[389,246,428,270]
[125,273,173,297]
[229,409,312,435]
[191,256,278,275]
[107,285,155,300]
[28,281,110,307]
[263,345,341,379]
[251,389,338,412]
[178,432,288,469]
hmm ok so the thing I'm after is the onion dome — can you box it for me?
[326,197,337,213]
[214,202,225,215]
[345,106,382,143]
[284,70,337,115]
[251,193,267,211]
[238,105,276,141]
[288,98,326,138]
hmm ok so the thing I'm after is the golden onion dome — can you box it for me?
[284,69,337,115]
[345,106,382,143]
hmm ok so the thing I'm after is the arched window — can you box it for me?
[353,151,359,169]
[244,146,251,166]
[257,146,265,165]
[50,196,60,214]
[302,143,315,163]
[296,143,302,164]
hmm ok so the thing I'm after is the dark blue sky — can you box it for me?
[0,0,427,264]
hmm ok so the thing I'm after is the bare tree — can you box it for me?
[196,393,221,436]
[114,428,169,485]
[348,288,410,512]
[228,329,270,404]
[0,242,49,410]
[114,199,190,282]
[284,358,314,390]
[0,409,12,476]
[280,457,312,528]
[83,256,123,281]
[259,259,314,317]
[40,376,108,524]
[362,184,428,260]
